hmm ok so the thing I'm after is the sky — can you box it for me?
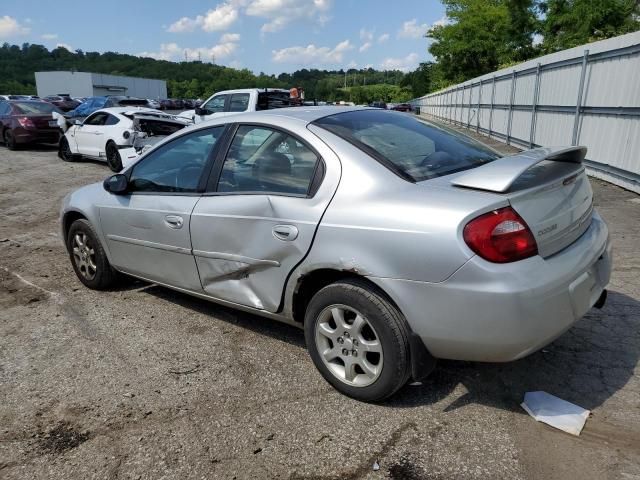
[0,0,446,74]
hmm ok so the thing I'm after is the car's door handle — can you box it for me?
[272,224,299,241]
[164,215,184,229]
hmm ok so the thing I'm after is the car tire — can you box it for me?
[304,279,411,402]
[59,137,75,162]
[3,129,17,150]
[106,142,123,172]
[67,219,117,290]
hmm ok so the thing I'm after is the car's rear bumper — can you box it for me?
[369,211,612,362]
[14,127,61,144]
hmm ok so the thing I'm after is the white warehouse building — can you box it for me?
[35,71,167,99]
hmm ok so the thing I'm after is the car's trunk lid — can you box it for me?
[23,114,60,130]
[449,146,593,258]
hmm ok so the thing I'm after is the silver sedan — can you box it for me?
[60,107,612,401]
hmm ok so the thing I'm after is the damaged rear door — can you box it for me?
[190,124,339,312]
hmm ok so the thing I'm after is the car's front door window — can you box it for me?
[83,112,108,126]
[129,127,225,193]
[202,95,227,114]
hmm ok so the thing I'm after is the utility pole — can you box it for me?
[344,70,347,88]
[184,50,188,61]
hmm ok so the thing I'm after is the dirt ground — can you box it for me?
[1,135,639,479]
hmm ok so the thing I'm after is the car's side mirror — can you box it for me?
[74,119,82,125]
[103,174,128,194]
[195,106,212,116]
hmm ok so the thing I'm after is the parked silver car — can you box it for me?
[60,107,612,401]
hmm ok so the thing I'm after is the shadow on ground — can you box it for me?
[138,283,639,414]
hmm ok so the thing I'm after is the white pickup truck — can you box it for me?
[180,88,295,123]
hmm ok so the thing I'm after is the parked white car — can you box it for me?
[56,107,191,171]
[180,88,292,123]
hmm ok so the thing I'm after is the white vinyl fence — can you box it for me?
[413,31,640,193]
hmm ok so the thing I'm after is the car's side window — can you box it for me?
[217,125,319,196]
[228,93,250,112]
[0,102,8,115]
[129,126,225,194]
[202,95,227,113]
[84,112,108,126]
[104,114,120,126]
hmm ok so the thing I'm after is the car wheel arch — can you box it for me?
[291,269,403,325]
[63,211,89,248]
[291,268,437,381]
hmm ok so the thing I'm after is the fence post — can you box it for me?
[529,63,541,148]
[489,76,496,138]
[476,80,482,133]
[572,49,589,145]
[467,84,473,127]
[506,70,517,145]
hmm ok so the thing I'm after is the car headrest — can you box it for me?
[253,152,291,180]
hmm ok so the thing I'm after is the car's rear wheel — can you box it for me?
[67,219,117,290]
[4,129,17,150]
[106,142,123,172]
[304,279,411,402]
[59,137,75,162]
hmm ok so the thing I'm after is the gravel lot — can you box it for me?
[1,132,639,479]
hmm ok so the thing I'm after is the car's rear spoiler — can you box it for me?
[451,146,587,193]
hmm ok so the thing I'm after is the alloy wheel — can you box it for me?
[72,232,97,280]
[315,304,384,387]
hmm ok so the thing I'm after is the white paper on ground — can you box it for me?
[521,391,590,436]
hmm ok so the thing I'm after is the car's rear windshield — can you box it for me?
[13,102,61,114]
[313,109,500,182]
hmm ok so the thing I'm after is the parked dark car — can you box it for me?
[171,99,185,110]
[159,99,173,110]
[369,101,387,109]
[0,100,64,149]
[43,95,81,112]
[391,103,412,112]
[65,96,150,119]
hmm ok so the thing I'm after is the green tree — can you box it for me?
[427,0,538,84]
[539,0,640,52]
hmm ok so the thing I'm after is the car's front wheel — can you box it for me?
[67,219,117,290]
[59,137,75,162]
[304,279,411,402]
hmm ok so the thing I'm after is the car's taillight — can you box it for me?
[463,206,538,263]
[17,117,35,128]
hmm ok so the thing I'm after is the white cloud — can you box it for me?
[377,33,389,43]
[41,33,58,40]
[167,2,239,33]
[398,19,429,39]
[432,15,450,28]
[359,28,374,42]
[380,52,420,72]
[358,28,374,52]
[272,39,352,65]
[0,16,30,38]
[220,32,241,42]
[56,43,74,52]
[138,39,239,62]
[168,0,332,35]
[247,0,332,33]
[533,33,543,46]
